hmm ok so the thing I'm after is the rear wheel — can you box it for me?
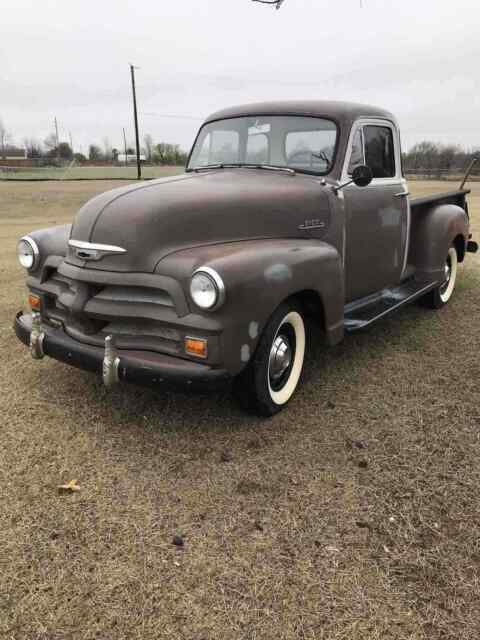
[425,245,458,309]
[234,302,306,416]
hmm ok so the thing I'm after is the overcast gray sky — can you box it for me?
[1,0,479,154]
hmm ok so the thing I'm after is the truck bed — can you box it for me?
[409,189,469,212]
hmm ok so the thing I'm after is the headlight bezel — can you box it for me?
[17,236,40,271]
[189,266,226,311]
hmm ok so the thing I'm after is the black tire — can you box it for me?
[424,245,458,309]
[233,301,306,416]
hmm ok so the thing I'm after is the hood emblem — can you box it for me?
[68,239,127,261]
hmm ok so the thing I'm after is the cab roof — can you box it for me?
[204,100,396,127]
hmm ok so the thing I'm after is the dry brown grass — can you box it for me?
[0,180,479,640]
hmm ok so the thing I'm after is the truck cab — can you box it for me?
[15,101,477,416]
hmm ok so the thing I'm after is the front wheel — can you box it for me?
[425,245,458,309]
[233,302,306,416]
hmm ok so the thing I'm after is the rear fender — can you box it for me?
[408,204,468,281]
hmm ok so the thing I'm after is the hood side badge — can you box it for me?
[299,219,326,230]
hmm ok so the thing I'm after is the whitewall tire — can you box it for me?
[425,245,459,309]
[439,247,458,304]
[267,311,306,406]
[234,302,306,416]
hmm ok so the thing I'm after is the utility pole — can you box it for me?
[69,131,74,155]
[54,117,60,161]
[122,128,128,167]
[129,64,142,179]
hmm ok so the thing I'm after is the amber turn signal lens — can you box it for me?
[185,337,208,359]
[28,294,41,311]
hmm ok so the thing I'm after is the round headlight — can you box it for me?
[190,267,225,310]
[17,236,39,271]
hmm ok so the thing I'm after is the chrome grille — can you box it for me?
[38,268,181,356]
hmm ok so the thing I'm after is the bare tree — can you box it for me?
[89,144,103,161]
[103,137,112,162]
[44,133,57,152]
[0,119,11,159]
[144,134,154,162]
[24,137,43,159]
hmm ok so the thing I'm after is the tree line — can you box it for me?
[0,118,188,166]
[402,142,480,176]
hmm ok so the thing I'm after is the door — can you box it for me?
[342,119,409,302]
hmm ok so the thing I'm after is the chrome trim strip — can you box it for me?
[400,179,412,278]
[68,239,127,254]
[298,222,326,230]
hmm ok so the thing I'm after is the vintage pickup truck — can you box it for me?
[15,101,478,415]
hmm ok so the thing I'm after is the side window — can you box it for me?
[363,125,395,178]
[347,128,364,174]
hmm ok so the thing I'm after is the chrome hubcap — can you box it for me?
[269,334,292,384]
[440,256,452,294]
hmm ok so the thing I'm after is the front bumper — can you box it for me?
[15,311,231,392]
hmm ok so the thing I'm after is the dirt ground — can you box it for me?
[0,179,479,640]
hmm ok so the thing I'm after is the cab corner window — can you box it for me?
[363,125,395,178]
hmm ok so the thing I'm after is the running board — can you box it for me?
[344,280,438,332]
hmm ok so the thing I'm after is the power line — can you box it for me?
[141,112,203,121]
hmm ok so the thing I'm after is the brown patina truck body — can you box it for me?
[14,101,477,414]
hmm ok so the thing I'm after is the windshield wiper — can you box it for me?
[192,163,244,172]
[311,151,332,171]
[191,162,296,175]
[242,164,296,175]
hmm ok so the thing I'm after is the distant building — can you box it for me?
[1,146,27,160]
[117,153,146,164]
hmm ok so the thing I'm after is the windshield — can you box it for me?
[187,115,338,175]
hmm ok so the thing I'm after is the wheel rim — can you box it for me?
[439,247,458,303]
[267,311,306,406]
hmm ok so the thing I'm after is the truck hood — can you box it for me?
[67,169,332,273]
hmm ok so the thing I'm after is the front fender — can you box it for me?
[157,239,344,375]
[409,204,468,281]
[21,224,71,280]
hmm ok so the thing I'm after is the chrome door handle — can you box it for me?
[394,191,410,197]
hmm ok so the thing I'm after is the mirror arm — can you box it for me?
[333,178,354,194]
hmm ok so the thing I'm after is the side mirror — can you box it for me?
[352,165,373,187]
[334,164,373,193]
